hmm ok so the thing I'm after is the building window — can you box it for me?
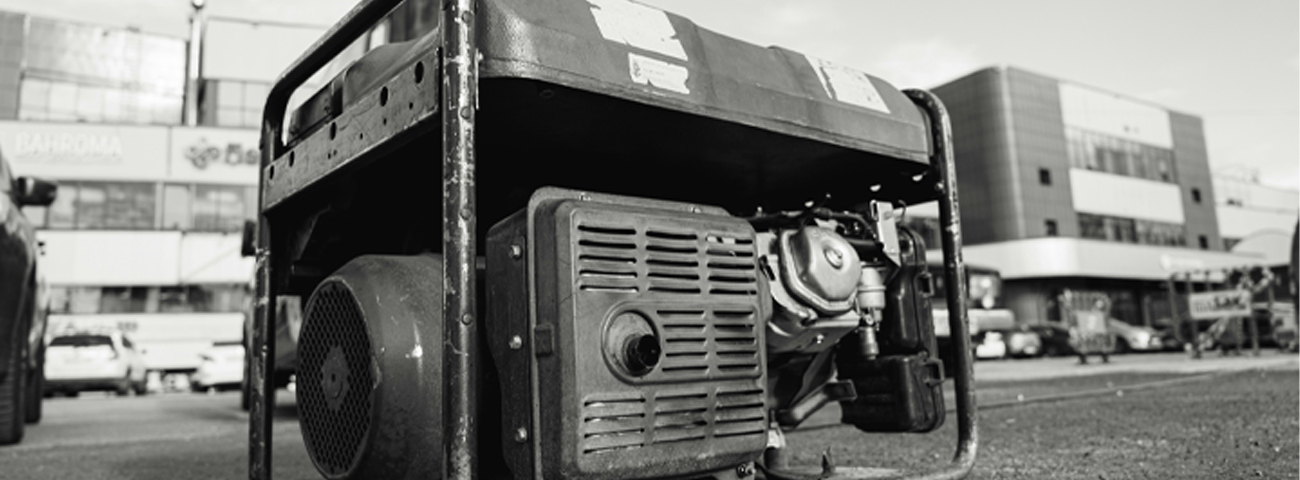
[37,181,157,230]
[48,285,249,315]
[192,185,258,232]
[1044,219,1058,236]
[1198,235,1209,250]
[1039,168,1052,186]
[1079,213,1185,246]
[1191,188,1202,204]
[1065,127,1177,184]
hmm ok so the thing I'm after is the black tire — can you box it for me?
[132,377,147,396]
[0,339,26,445]
[115,372,132,397]
[24,365,42,424]
[1115,338,1132,354]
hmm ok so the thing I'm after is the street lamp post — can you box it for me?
[184,0,206,126]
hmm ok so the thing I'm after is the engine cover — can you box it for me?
[297,255,443,480]
[487,188,770,480]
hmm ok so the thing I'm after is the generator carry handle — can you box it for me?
[249,1,979,479]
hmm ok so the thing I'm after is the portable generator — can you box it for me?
[246,0,977,479]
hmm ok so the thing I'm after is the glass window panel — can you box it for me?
[103,182,155,229]
[216,107,243,127]
[47,182,76,228]
[19,78,51,112]
[75,85,105,121]
[217,80,243,108]
[102,87,124,121]
[242,82,268,109]
[161,184,192,230]
[75,183,106,229]
[48,81,77,116]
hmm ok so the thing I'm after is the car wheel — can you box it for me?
[115,372,133,397]
[1115,338,1132,354]
[0,338,26,445]
[24,364,42,424]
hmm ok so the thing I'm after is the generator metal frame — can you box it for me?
[248,0,979,478]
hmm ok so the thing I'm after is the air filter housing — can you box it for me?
[297,255,443,480]
[487,188,770,480]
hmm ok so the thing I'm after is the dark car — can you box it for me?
[1027,323,1075,357]
[0,148,57,445]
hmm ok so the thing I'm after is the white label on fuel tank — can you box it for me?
[589,0,688,61]
[806,55,891,114]
[629,52,690,94]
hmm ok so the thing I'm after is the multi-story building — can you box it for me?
[0,10,331,372]
[1213,167,1298,251]
[904,66,1267,329]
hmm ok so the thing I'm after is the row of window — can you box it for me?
[1077,213,1188,247]
[904,214,1201,249]
[18,77,184,126]
[48,284,250,315]
[1065,127,1177,184]
[22,181,257,232]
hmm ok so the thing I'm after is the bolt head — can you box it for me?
[508,335,523,350]
[509,244,523,259]
[513,427,528,443]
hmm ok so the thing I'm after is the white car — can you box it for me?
[973,331,1008,360]
[45,332,148,396]
[190,342,245,392]
[1107,319,1162,353]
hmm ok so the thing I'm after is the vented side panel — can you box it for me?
[526,193,770,480]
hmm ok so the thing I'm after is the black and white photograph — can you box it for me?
[0,0,1296,478]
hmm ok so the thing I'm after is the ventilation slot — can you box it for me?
[582,396,648,454]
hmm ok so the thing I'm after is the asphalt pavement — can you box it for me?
[0,351,1295,480]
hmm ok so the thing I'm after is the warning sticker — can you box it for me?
[628,52,690,94]
[806,55,890,114]
[589,0,687,61]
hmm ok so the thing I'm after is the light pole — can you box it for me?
[183,0,206,126]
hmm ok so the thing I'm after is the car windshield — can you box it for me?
[50,335,114,348]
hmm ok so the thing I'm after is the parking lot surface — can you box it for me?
[1,352,1295,480]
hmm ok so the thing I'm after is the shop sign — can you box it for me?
[1187,290,1252,320]
[11,132,124,165]
[168,127,260,184]
[0,121,169,180]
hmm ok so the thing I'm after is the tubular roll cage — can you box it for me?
[248,0,978,479]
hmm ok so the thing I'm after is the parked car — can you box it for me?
[1106,319,1162,353]
[0,149,57,445]
[973,331,1008,360]
[44,331,148,397]
[1027,323,1074,357]
[191,342,246,392]
[1001,326,1043,358]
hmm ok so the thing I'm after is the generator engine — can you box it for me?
[294,188,945,480]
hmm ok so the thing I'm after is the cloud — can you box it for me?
[868,38,983,89]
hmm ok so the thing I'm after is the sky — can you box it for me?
[0,0,1295,191]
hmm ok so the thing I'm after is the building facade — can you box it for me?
[906,66,1266,329]
[1213,168,1298,252]
[0,10,292,370]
